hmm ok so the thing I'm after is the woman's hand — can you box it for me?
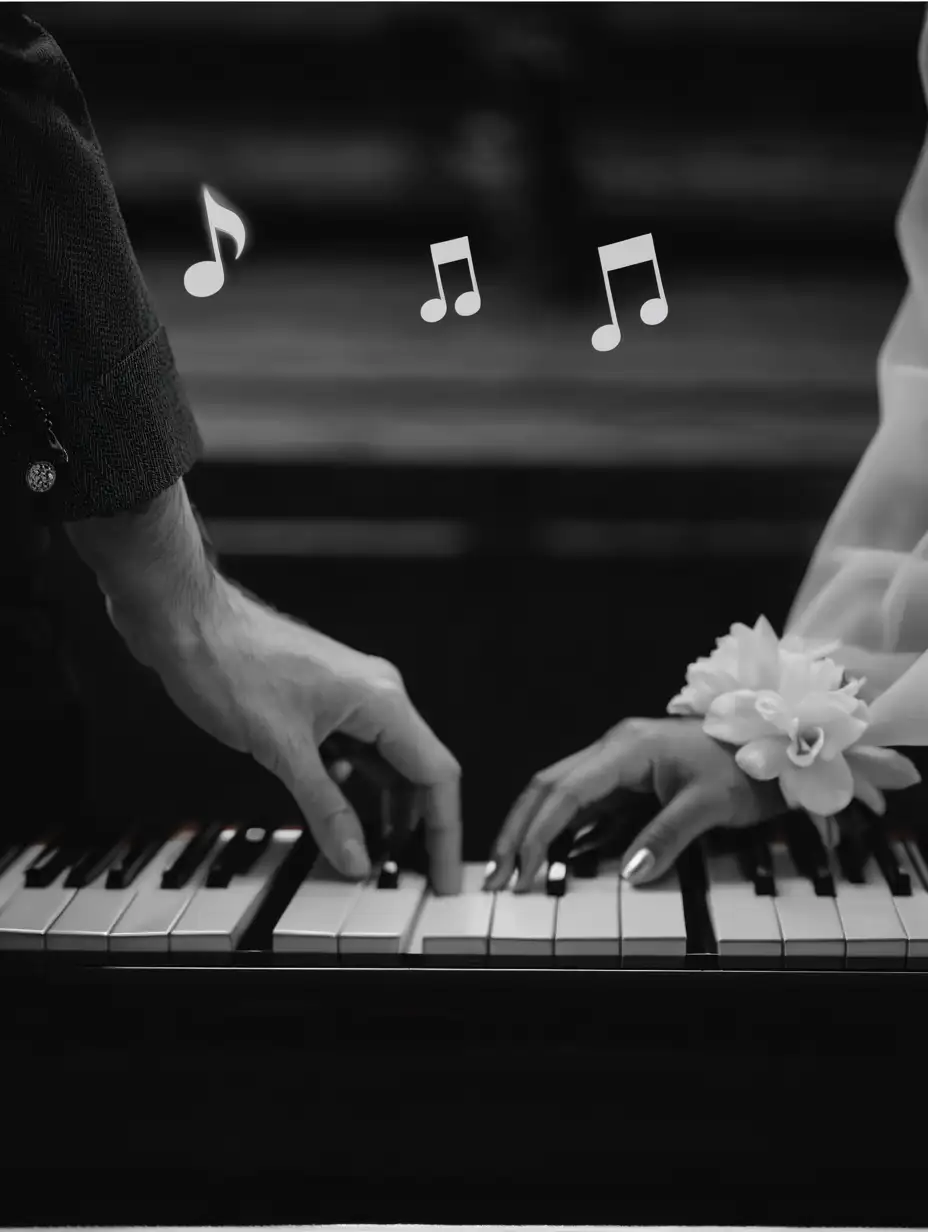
[485,717,785,891]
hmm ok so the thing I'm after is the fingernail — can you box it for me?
[622,848,655,884]
[484,859,497,881]
[341,839,370,878]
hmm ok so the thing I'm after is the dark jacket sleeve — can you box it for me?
[0,11,203,524]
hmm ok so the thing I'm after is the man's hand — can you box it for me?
[66,481,462,892]
[113,577,462,890]
[485,717,785,891]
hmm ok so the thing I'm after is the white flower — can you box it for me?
[703,652,920,816]
[667,615,839,718]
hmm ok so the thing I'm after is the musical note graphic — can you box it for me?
[420,236,481,323]
[591,233,668,352]
[184,185,247,299]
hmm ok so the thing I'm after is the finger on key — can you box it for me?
[373,696,463,895]
[421,777,463,895]
[513,786,585,891]
[485,744,600,891]
[620,782,720,885]
[515,732,658,889]
[285,745,371,879]
[329,759,353,784]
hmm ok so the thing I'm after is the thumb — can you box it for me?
[282,744,371,879]
[620,782,719,886]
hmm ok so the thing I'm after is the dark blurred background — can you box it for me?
[30,2,928,856]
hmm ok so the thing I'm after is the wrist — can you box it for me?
[66,480,218,645]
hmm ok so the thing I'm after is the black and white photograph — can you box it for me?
[3,2,928,1228]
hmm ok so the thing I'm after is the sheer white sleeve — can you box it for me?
[785,15,928,746]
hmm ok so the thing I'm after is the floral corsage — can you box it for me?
[668,615,921,823]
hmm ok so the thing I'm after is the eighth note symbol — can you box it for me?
[184,185,247,299]
[420,236,481,323]
[591,232,668,352]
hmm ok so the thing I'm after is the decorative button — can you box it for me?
[25,461,56,493]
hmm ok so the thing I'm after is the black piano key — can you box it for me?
[545,830,573,897]
[380,783,419,869]
[106,829,168,889]
[735,834,776,896]
[680,841,717,968]
[237,827,272,876]
[205,825,251,888]
[24,843,78,888]
[64,839,126,889]
[750,837,776,896]
[205,824,272,888]
[836,832,868,884]
[569,849,600,879]
[545,861,568,897]
[785,813,835,896]
[161,822,224,889]
[867,823,911,896]
[377,858,400,890]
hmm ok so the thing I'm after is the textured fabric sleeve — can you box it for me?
[0,10,203,522]
[785,10,928,744]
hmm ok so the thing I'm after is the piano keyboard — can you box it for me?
[1,815,928,969]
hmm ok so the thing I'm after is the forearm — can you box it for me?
[65,478,219,642]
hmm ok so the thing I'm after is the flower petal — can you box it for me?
[665,699,695,719]
[806,810,842,849]
[754,690,792,732]
[781,633,842,659]
[742,616,781,688]
[786,725,826,767]
[667,691,701,717]
[844,744,922,790]
[736,736,789,780]
[778,754,854,815]
[704,690,774,744]
[792,703,869,759]
[850,773,887,815]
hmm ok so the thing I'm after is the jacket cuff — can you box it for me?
[43,325,204,521]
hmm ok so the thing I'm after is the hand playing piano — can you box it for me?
[108,572,463,895]
[485,718,785,892]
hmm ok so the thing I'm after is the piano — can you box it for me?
[2,806,927,1227]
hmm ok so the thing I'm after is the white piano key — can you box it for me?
[170,827,301,953]
[830,851,907,967]
[407,863,495,956]
[109,828,233,953]
[489,866,556,957]
[0,845,44,914]
[554,859,620,959]
[273,855,368,954]
[705,850,782,967]
[891,841,928,966]
[337,871,428,956]
[46,835,177,952]
[620,865,687,965]
[0,866,76,950]
[769,842,844,968]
